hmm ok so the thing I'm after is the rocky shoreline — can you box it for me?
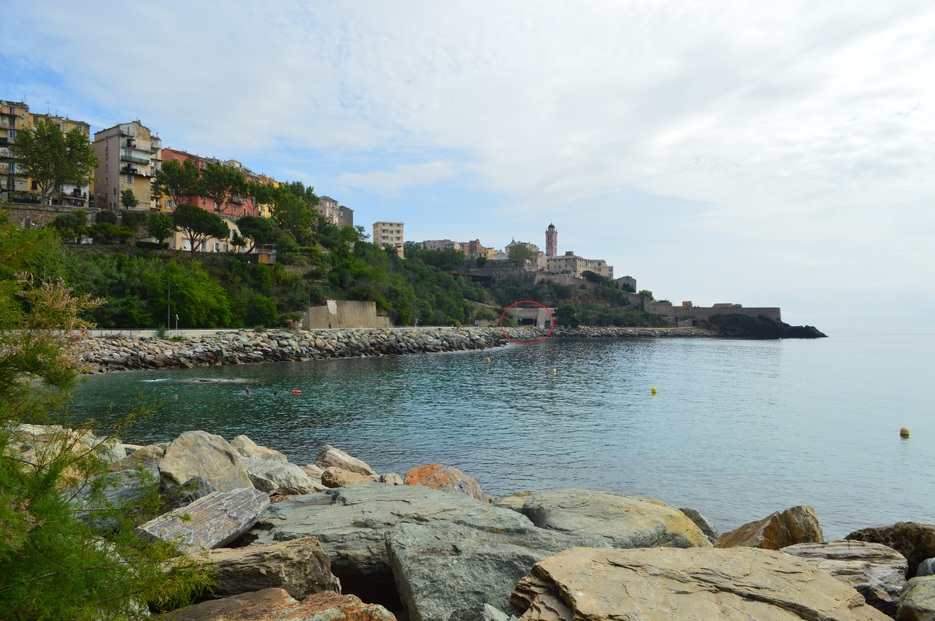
[78,326,718,373]
[10,425,935,620]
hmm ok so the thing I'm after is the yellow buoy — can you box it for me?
[651,387,657,395]
[486,357,491,363]
[552,368,557,374]
[900,427,910,438]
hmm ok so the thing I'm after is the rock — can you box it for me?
[253,483,527,580]
[11,423,127,465]
[465,604,511,621]
[164,587,397,621]
[380,473,404,486]
[70,466,160,532]
[919,558,935,577]
[386,509,609,621]
[207,537,340,600]
[404,464,487,501]
[496,489,710,549]
[321,466,379,488]
[847,522,935,577]
[703,314,827,339]
[138,487,269,553]
[511,547,890,621]
[782,540,908,617]
[160,477,217,512]
[158,431,253,492]
[716,505,823,549]
[230,434,288,461]
[302,464,325,479]
[679,507,720,544]
[110,442,166,472]
[899,575,935,621]
[246,457,326,495]
[315,445,377,476]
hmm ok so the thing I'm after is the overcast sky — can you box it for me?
[3,1,934,329]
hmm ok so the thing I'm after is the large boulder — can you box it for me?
[679,507,720,544]
[899,575,935,621]
[496,489,710,549]
[252,483,535,580]
[158,431,252,492]
[207,537,340,600]
[315,445,377,476]
[847,522,935,577]
[245,457,326,495]
[404,463,487,501]
[164,587,397,621]
[716,505,823,549]
[782,540,908,617]
[138,487,269,553]
[230,434,288,462]
[386,507,609,621]
[321,466,379,488]
[511,547,890,621]
[69,465,160,532]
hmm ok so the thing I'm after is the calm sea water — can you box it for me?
[69,329,935,539]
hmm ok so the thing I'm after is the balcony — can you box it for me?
[121,152,150,165]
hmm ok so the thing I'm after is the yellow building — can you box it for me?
[0,100,30,202]
[29,112,93,207]
[373,221,405,258]
[93,120,162,211]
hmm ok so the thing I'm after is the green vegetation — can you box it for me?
[0,212,212,619]
[10,119,98,205]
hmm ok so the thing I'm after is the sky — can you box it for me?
[3,1,934,329]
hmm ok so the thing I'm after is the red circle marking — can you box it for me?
[500,301,554,346]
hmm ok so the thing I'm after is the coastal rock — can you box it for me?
[321,466,379,488]
[160,477,216,512]
[715,505,823,549]
[679,507,720,544]
[919,558,935,577]
[404,463,487,501]
[496,489,710,549]
[380,473,404,486]
[207,537,340,600]
[847,522,935,577]
[245,457,326,495]
[231,434,288,462]
[10,423,127,466]
[782,540,908,616]
[164,588,397,621]
[511,547,890,621]
[302,463,325,479]
[386,509,609,621]
[110,442,166,472]
[252,483,525,580]
[899,576,935,621]
[70,466,160,531]
[138,487,269,553]
[315,445,377,477]
[158,431,253,492]
[703,314,827,339]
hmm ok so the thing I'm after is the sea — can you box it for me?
[68,328,935,540]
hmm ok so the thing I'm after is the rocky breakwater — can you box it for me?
[79,327,510,372]
[16,424,935,620]
[549,326,717,338]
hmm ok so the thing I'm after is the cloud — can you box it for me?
[337,161,457,195]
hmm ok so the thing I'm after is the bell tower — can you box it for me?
[545,223,557,257]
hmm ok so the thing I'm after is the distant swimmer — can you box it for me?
[173,394,178,401]
[245,387,251,396]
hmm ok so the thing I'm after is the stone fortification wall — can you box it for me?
[646,303,782,323]
[3,201,101,228]
[305,300,392,329]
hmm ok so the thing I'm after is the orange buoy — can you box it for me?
[900,427,910,438]
[291,389,302,395]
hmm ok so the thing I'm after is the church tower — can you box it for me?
[545,223,557,257]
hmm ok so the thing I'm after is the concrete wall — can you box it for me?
[305,299,393,329]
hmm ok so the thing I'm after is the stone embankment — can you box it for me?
[10,425,935,620]
[79,327,512,373]
[78,326,717,373]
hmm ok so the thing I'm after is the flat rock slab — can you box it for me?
[165,587,397,621]
[387,508,610,621]
[139,487,269,553]
[496,489,711,549]
[252,483,528,578]
[511,547,891,621]
[208,537,339,600]
[782,540,908,617]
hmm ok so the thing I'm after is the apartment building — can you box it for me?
[462,239,495,260]
[93,120,162,211]
[546,250,614,279]
[0,101,30,202]
[318,196,354,228]
[421,239,462,251]
[373,221,405,258]
[30,111,92,207]
[156,148,264,218]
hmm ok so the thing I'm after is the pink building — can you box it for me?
[158,147,264,219]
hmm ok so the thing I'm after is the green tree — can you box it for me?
[271,191,314,245]
[236,215,276,253]
[153,159,202,207]
[11,119,99,205]
[172,204,229,258]
[120,188,139,210]
[201,161,247,215]
[48,209,88,242]
[146,212,175,246]
[507,243,535,262]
